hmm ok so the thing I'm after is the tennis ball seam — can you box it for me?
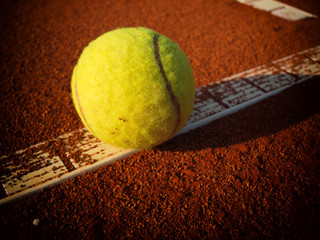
[76,33,182,139]
[72,28,192,149]
[153,34,181,135]
[74,70,95,135]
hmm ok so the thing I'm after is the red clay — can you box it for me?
[0,0,320,239]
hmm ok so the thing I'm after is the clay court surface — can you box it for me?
[0,0,320,239]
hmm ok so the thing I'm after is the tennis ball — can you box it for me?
[71,27,195,149]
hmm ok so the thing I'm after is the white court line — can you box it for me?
[0,45,319,205]
[237,0,317,21]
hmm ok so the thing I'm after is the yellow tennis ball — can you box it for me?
[71,27,195,149]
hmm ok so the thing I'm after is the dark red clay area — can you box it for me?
[0,0,320,239]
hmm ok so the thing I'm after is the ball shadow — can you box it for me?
[157,74,320,152]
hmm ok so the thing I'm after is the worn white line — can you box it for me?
[0,45,319,205]
[180,74,313,135]
[237,0,317,21]
[0,149,137,205]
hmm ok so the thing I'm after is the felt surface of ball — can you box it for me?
[71,27,195,149]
